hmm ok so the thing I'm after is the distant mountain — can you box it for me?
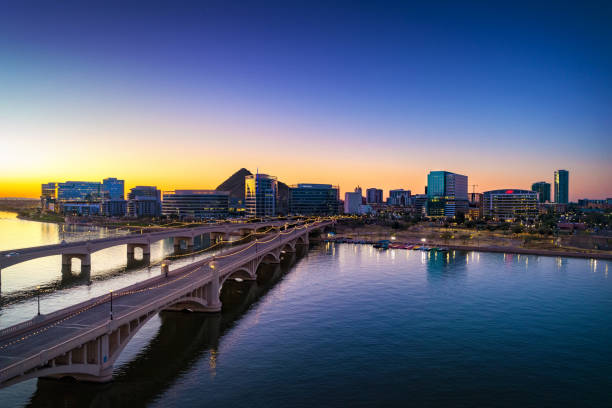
[216,168,252,201]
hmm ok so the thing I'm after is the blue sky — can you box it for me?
[1,1,611,198]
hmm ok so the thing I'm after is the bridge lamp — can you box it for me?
[421,238,427,243]
[36,286,41,316]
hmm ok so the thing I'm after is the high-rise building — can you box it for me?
[289,184,339,215]
[483,189,538,220]
[531,181,551,203]
[343,192,362,214]
[366,188,383,204]
[554,170,569,204]
[127,186,162,218]
[388,189,411,206]
[102,178,125,200]
[245,173,278,217]
[426,171,468,217]
[162,190,229,219]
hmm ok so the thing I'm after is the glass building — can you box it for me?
[162,190,230,220]
[127,186,162,218]
[102,177,125,200]
[245,174,278,217]
[388,189,411,206]
[554,170,569,204]
[531,181,551,203]
[57,181,103,201]
[366,188,383,204]
[40,182,57,211]
[483,189,538,220]
[289,184,339,215]
[426,171,468,217]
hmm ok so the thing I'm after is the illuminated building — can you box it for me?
[483,189,538,220]
[127,186,162,218]
[245,173,278,217]
[554,170,569,204]
[162,190,230,219]
[289,184,339,215]
[40,182,57,212]
[531,181,551,203]
[426,171,468,217]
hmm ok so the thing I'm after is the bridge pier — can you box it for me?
[173,237,195,252]
[127,243,151,267]
[61,253,91,272]
[210,232,229,243]
[204,269,222,312]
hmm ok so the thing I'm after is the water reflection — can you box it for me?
[425,250,468,281]
[22,245,309,408]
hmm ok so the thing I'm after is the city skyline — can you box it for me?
[1,2,611,199]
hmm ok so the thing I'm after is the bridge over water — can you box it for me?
[0,219,334,388]
[0,219,304,289]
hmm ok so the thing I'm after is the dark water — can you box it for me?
[2,243,611,407]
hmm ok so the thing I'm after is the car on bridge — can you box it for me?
[4,251,19,258]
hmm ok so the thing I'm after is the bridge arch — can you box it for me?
[220,268,255,288]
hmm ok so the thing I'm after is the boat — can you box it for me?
[373,240,390,249]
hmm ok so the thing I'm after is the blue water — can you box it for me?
[2,244,611,407]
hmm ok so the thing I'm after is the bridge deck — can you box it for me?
[0,221,331,380]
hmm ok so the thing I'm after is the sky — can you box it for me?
[1,1,611,200]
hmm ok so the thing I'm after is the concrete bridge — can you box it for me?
[0,219,305,288]
[0,219,333,388]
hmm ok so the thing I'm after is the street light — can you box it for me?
[109,290,113,320]
[36,286,41,316]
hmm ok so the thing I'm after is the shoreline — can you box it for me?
[327,240,612,260]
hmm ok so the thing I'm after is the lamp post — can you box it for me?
[109,290,113,320]
[36,286,41,316]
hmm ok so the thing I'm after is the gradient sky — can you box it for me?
[1,1,611,200]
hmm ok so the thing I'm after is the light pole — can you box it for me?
[109,290,113,320]
[36,286,41,316]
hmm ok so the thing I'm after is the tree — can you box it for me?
[440,231,453,243]
[512,225,524,234]
[455,212,466,224]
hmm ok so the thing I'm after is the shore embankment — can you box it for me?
[333,224,612,260]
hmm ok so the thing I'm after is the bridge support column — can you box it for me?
[204,270,221,312]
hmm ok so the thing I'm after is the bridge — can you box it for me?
[0,218,334,388]
[0,219,305,289]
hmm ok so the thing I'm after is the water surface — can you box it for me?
[1,237,610,407]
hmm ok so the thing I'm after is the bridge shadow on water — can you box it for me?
[24,245,311,408]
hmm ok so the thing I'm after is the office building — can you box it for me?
[483,189,538,220]
[388,189,411,206]
[127,186,162,218]
[40,182,57,211]
[102,178,125,200]
[289,184,339,215]
[57,181,102,202]
[162,190,230,219]
[554,170,569,204]
[414,194,428,215]
[426,171,468,217]
[245,173,278,217]
[344,191,362,214]
[531,181,551,203]
[101,200,127,217]
[366,188,383,204]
